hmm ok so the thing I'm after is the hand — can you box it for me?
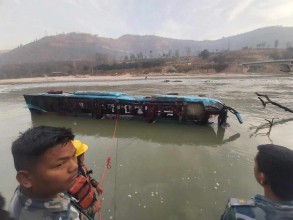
[93,199,102,213]
[96,183,103,195]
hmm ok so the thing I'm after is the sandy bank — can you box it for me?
[0,72,253,85]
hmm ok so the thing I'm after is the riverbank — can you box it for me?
[0,72,263,85]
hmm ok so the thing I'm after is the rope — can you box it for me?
[98,113,119,220]
[113,138,118,220]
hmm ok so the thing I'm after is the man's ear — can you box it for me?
[259,172,267,186]
[16,170,32,189]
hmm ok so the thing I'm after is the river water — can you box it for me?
[0,73,292,220]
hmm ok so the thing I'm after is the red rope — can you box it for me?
[98,113,119,220]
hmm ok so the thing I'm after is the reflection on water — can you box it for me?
[31,114,240,147]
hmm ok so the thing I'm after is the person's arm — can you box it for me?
[89,179,103,195]
[221,197,255,220]
[89,178,98,188]
[83,164,103,195]
[84,199,102,216]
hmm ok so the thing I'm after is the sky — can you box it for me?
[1,0,293,50]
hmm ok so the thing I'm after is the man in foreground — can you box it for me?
[221,144,293,219]
[9,126,97,219]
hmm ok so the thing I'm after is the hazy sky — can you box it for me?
[1,0,293,50]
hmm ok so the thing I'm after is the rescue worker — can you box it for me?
[221,144,293,219]
[69,140,103,219]
[9,126,95,220]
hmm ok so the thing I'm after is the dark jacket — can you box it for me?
[221,194,293,220]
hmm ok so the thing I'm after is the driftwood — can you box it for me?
[251,93,293,139]
[250,118,277,137]
[250,118,293,138]
[256,92,293,113]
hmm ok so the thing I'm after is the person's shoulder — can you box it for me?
[10,190,78,220]
[221,198,256,220]
[228,198,255,207]
[8,187,22,219]
[254,194,293,218]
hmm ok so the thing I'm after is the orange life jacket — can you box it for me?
[68,174,96,209]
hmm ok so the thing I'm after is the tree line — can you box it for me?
[1,47,293,79]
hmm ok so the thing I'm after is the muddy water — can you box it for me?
[0,73,292,220]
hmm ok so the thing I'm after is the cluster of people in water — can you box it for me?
[1,125,292,219]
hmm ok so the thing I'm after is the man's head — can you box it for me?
[254,144,293,201]
[12,126,78,199]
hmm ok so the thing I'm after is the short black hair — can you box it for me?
[256,144,293,201]
[12,126,74,171]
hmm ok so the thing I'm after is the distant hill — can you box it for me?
[0,26,293,66]
[209,26,293,50]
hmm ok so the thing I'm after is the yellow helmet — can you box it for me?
[72,139,89,157]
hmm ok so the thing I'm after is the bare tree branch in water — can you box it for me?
[250,118,277,137]
[250,118,293,138]
[252,93,293,142]
[256,92,293,113]
[264,118,274,136]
